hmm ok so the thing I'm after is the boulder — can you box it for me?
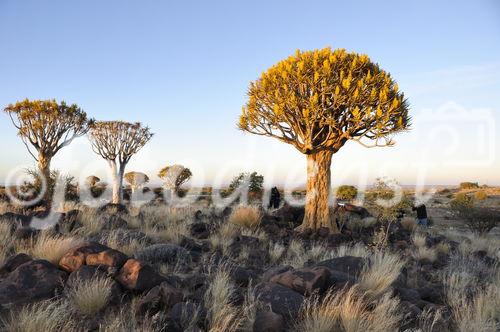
[116,259,166,291]
[230,266,257,287]
[394,287,422,304]
[190,222,209,239]
[0,259,67,307]
[59,242,110,272]
[254,282,304,318]
[262,265,293,282]
[253,310,285,332]
[0,253,32,277]
[135,281,183,315]
[316,256,366,277]
[169,302,201,329]
[328,270,356,290]
[270,266,331,295]
[86,249,128,269]
[135,243,190,265]
[102,214,128,230]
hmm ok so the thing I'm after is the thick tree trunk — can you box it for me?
[299,150,339,233]
[110,161,126,204]
[37,154,51,202]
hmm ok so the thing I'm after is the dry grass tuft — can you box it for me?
[359,251,405,298]
[2,299,75,331]
[17,232,84,264]
[295,287,401,332]
[204,263,243,332]
[413,246,438,263]
[67,275,114,316]
[0,222,14,267]
[411,232,427,248]
[269,243,286,263]
[228,205,261,229]
[102,230,148,256]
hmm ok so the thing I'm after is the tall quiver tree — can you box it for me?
[88,121,153,204]
[3,99,89,201]
[239,48,410,232]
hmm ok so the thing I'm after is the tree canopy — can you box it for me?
[158,165,192,191]
[239,48,410,154]
[4,99,89,162]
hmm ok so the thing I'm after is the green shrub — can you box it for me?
[474,190,488,200]
[450,193,474,210]
[336,185,358,200]
[459,182,479,190]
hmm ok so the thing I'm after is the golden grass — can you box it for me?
[413,246,438,262]
[0,222,14,267]
[17,232,84,264]
[204,263,243,332]
[411,232,427,248]
[67,275,114,316]
[436,242,451,255]
[358,251,405,298]
[228,205,261,229]
[2,299,75,332]
[296,287,401,332]
[269,243,286,263]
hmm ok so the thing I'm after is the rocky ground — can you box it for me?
[0,189,498,331]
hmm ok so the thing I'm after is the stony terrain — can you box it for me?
[0,188,498,331]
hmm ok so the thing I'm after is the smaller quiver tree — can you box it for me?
[88,121,153,204]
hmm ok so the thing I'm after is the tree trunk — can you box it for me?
[299,150,339,233]
[37,153,51,202]
[110,161,125,204]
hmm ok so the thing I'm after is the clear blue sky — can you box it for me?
[1,0,499,188]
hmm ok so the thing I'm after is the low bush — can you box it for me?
[474,190,488,200]
[228,205,261,229]
[450,193,474,210]
[336,185,358,201]
[459,182,479,190]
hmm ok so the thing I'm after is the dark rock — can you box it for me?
[136,281,183,315]
[262,265,294,282]
[135,244,190,265]
[395,287,422,304]
[327,270,356,290]
[270,266,331,295]
[230,266,257,287]
[253,310,285,332]
[116,259,166,291]
[14,227,40,240]
[190,222,209,239]
[102,214,128,230]
[98,203,128,215]
[417,285,444,304]
[0,259,67,307]
[254,282,304,317]
[400,301,422,329]
[59,242,110,272]
[0,253,32,277]
[316,256,366,277]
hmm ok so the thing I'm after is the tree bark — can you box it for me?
[110,161,125,204]
[299,150,339,233]
[37,153,51,202]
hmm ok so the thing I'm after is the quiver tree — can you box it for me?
[239,48,410,232]
[3,99,89,201]
[88,121,153,204]
[124,171,149,194]
[158,165,192,196]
